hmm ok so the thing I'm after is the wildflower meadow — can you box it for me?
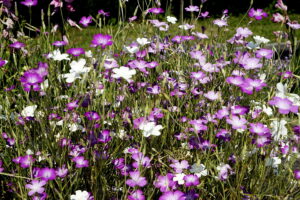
[0,0,300,199]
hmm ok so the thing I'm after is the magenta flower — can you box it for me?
[154,173,176,192]
[254,134,271,147]
[67,48,85,57]
[38,168,57,181]
[25,180,47,196]
[268,97,298,114]
[184,174,199,186]
[159,191,185,200]
[126,171,147,187]
[128,189,145,200]
[84,111,101,121]
[91,33,113,48]
[248,8,268,20]
[148,7,164,14]
[98,9,110,17]
[79,16,92,27]
[255,49,273,59]
[72,156,89,168]
[9,41,25,49]
[19,155,35,168]
[20,0,37,7]
[185,5,199,12]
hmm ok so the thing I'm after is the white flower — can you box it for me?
[262,105,273,116]
[178,24,195,30]
[276,82,300,106]
[136,38,150,46]
[190,163,208,177]
[70,190,90,200]
[62,59,91,83]
[40,79,49,91]
[246,41,260,50]
[112,66,136,82]
[173,173,185,185]
[21,105,37,117]
[167,16,177,24]
[85,50,93,58]
[68,123,83,132]
[265,157,281,168]
[139,121,163,137]
[253,35,270,44]
[123,45,139,54]
[270,119,288,141]
[26,149,34,155]
[48,49,70,61]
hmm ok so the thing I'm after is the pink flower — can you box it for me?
[185,5,199,12]
[275,0,287,11]
[272,13,285,23]
[72,156,89,168]
[184,174,199,186]
[148,7,164,14]
[25,180,47,196]
[213,19,228,27]
[154,173,176,192]
[255,49,273,59]
[268,97,298,114]
[170,160,189,173]
[126,171,147,187]
[20,0,37,7]
[226,115,247,130]
[79,16,92,27]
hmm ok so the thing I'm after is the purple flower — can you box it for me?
[154,173,176,192]
[56,165,68,178]
[126,171,147,187]
[170,160,189,173]
[204,91,220,101]
[242,57,262,70]
[147,85,161,94]
[20,71,44,92]
[185,189,200,200]
[294,170,300,180]
[226,115,247,130]
[248,8,268,20]
[84,111,101,121]
[0,58,8,67]
[184,174,199,187]
[226,76,244,86]
[38,168,56,181]
[287,22,300,30]
[91,33,113,48]
[25,180,47,196]
[236,27,253,38]
[230,105,249,115]
[128,189,145,200]
[216,129,231,141]
[67,48,85,57]
[97,129,112,143]
[72,156,89,168]
[9,41,25,49]
[52,41,67,47]
[269,97,298,114]
[249,123,270,136]
[185,5,199,12]
[159,191,185,200]
[148,7,164,14]
[20,0,37,7]
[217,164,233,181]
[255,49,273,59]
[66,100,79,110]
[213,19,228,27]
[79,16,92,27]
[132,152,151,168]
[19,155,35,168]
